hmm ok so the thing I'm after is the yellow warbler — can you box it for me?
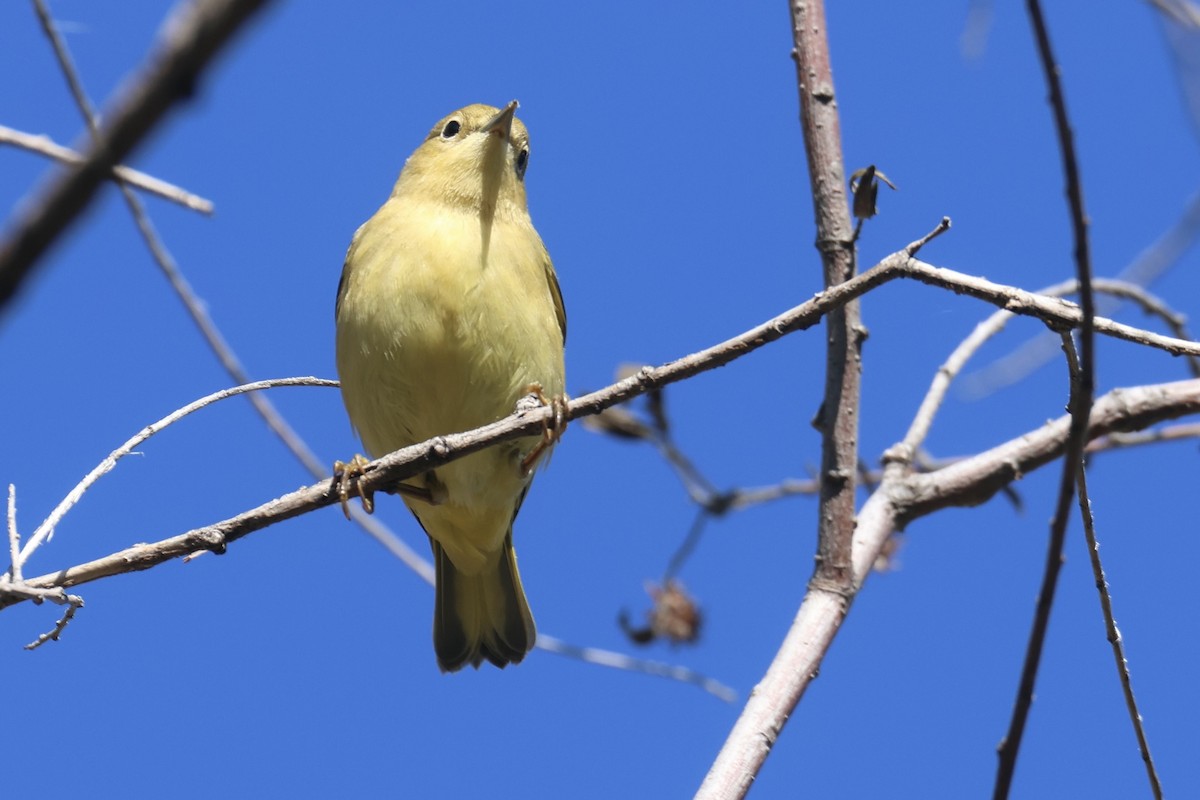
[335,102,566,672]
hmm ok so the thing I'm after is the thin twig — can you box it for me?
[995,6,1095,795]
[1069,367,1164,796]
[0,125,213,214]
[17,377,335,569]
[649,434,722,507]
[963,189,1200,398]
[25,600,81,650]
[899,258,1197,357]
[0,0,275,314]
[727,478,822,509]
[31,0,102,134]
[535,633,736,702]
[891,277,1178,467]
[6,485,19,582]
[1086,420,1200,453]
[0,576,85,649]
[1090,279,1200,377]
[893,277,1080,465]
[663,509,710,582]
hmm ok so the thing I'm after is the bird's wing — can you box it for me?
[544,250,567,345]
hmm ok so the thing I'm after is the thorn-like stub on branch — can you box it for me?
[881,443,913,465]
[198,528,227,555]
[824,467,852,489]
[811,400,828,432]
[811,82,835,103]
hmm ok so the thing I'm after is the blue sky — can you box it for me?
[2,2,1199,797]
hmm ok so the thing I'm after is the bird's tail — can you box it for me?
[432,531,536,672]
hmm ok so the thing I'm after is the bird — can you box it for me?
[334,101,566,672]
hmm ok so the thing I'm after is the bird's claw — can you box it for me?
[519,383,569,475]
[333,454,375,519]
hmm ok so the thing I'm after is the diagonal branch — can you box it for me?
[4,377,1195,615]
[0,0,275,315]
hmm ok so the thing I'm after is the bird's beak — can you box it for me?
[482,100,519,140]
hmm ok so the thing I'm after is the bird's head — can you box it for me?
[394,101,532,220]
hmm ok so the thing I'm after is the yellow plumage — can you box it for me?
[335,103,566,671]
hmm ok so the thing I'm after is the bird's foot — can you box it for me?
[334,456,442,516]
[518,383,569,475]
[334,454,375,519]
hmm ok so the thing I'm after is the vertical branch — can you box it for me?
[792,0,861,593]
[696,3,860,796]
[993,3,1096,797]
[5,485,20,582]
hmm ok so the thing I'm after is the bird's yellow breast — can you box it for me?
[335,195,564,570]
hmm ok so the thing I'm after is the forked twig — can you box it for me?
[16,377,335,572]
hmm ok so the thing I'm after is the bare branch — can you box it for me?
[0,125,213,214]
[535,633,736,703]
[17,377,335,570]
[0,231,1194,709]
[3,369,1192,618]
[3,238,1193,588]
[21,589,83,651]
[0,0,275,314]
[900,378,1200,520]
[6,485,19,582]
[1075,448,1164,798]
[893,277,1176,468]
[893,280,1075,466]
[994,7,1096,794]
[696,374,1200,799]
[1087,420,1200,452]
[1090,279,1200,377]
[790,0,861,599]
[7,236,1187,597]
[963,190,1200,398]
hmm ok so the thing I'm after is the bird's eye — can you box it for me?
[441,120,461,139]
[516,148,529,178]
